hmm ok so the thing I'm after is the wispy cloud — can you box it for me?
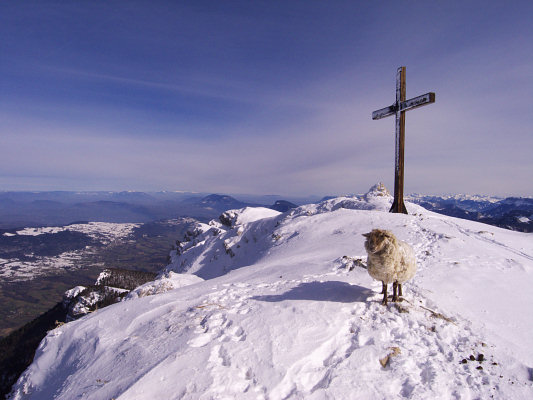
[1,1,532,196]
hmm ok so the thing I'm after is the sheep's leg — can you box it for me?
[381,282,388,305]
[398,283,403,298]
[392,281,398,302]
[381,281,386,294]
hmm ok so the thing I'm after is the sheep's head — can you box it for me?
[362,229,396,254]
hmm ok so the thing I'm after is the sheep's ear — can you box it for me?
[362,233,370,238]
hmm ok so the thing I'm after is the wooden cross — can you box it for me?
[372,66,435,214]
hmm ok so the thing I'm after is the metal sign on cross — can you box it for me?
[372,66,435,214]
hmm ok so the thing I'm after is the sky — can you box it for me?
[1,1,532,197]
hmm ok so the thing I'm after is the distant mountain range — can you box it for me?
[0,190,531,232]
[406,194,533,232]
[0,192,300,229]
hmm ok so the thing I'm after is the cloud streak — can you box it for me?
[1,1,532,196]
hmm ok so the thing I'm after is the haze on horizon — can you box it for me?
[1,1,532,198]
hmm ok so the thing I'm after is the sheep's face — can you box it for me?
[363,229,394,254]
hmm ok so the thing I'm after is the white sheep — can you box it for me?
[363,229,416,305]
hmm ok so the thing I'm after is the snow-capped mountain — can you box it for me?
[9,187,533,399]
[406,194,502,213]
[406,193,533,232]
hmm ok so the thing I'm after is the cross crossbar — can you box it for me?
[372,92,435,120]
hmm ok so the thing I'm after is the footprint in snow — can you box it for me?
[188,331,217,348]
[188,312,227,347]
[229,325,246,341]
[209,344,231,367]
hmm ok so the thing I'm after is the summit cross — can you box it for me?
[372,66,435,214]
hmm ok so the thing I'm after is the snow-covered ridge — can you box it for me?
[165,188,413,280]
[10,186,533,399]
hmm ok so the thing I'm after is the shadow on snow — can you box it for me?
[251,281,373,303]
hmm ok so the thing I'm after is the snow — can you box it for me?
[68,290,105,319]
[127,271,204,299]
[0,250,86,282]
[15,227,65,236]
[518,216,530,223]
[15,222,140,243]
[222,207,281,227]
[0,222,140,282]
[9,189,533,399]
[63,286,86,302]
[406,193,503,203]
[94,270,112,286]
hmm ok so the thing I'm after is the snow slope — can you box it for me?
[10,188,533,399]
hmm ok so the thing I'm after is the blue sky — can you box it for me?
[1,1,532,196]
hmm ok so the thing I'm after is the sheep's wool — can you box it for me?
[364,229,416,284]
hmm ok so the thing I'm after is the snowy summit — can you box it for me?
[10,186,533,399]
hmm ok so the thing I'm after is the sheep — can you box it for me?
[363,229,416,305]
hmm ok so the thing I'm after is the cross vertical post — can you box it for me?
[372,66,435,214]
[393,66,407,214]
